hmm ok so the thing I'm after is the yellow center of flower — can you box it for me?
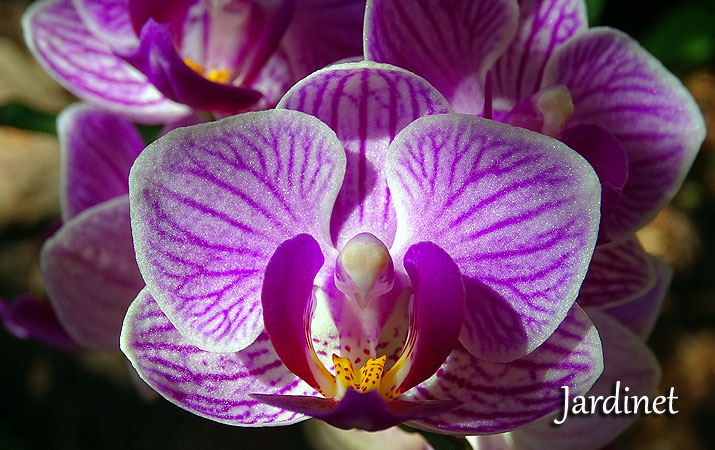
[332,354,387,400]
[184,58,231,83]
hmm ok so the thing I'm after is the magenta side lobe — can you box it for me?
[120,19,262,115]
[261,234,327,393]
[405,305,603,435]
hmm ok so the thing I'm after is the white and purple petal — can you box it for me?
[72,0,138,51]
[58,103,144,220]
[121,289,315,426]
[387,114,600,362]
[598,256,672,339]
[577,237,656,309]
[40,196,144,350]
[507,310,660,450]
[129,110,346,352]
[543,27,706,241]
[23,0,188,123]
[405,305,603,435]
[365,0,519,115]
[278,61,452,248]
[491,0,588,110]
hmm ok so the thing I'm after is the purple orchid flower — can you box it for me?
[364,0,705,244]
[23,0,366,123]
[40,103,146,350]
[120,61,604,433]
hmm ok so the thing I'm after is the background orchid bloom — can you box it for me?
[23,0,366,123]
[121,62,604,433]
[40,103,146,351]
[364,0,706,244]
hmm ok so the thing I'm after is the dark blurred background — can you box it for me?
[1,0,714,448]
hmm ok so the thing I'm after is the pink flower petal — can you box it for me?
[543,28,706,241]
[41,196,143,350]
[278,61,451,248]
[129,110,345,352]
[386,114,600,362]
[121,289,315,426]
[365,0,518,114]
[24,0,188,123]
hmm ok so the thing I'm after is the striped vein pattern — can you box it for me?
[365,0,518,115]
[73,0,139,50]
[492,0,587,110]
[279,62,451,248]
[543,28,706,240]
[509,310,660,450]
[387,114,600,361]
[129,110,345,353]
[577,237,655,309]
[24,0,187,123]
[59,104,143,220]
[121,289,316,426]
[404,305,603,434]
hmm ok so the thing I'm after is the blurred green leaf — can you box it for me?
[0,102,56,135]
[642,2,715,68]
[585,0,605,26]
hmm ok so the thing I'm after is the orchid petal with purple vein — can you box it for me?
[72,0,138,51]
[58,103,144,220]
[404,305,603,434]
[365,0,518,115]
[278,61,452,247]
[129,110,346,352]
[41,196,144,350]
[387,114,600,362]
[599,256,672,339]
[24,0,188,123]
[508,311,660,450]
[121,289,315,426]
[491,0,587,110]
[543,27,706,241]
[577,237,656,309]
